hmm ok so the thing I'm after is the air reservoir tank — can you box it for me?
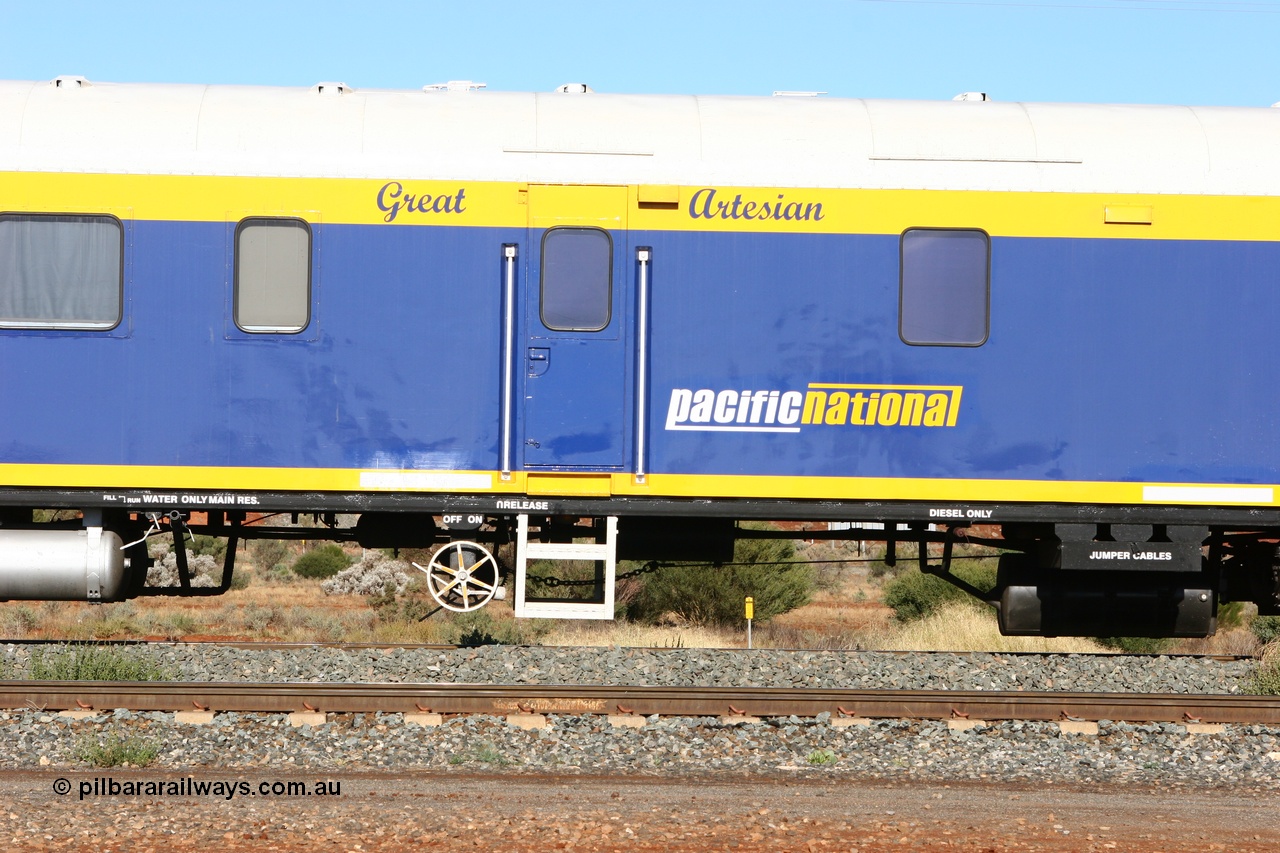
[0,528,129,601]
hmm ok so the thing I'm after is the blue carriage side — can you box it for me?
[0,78,1278,633]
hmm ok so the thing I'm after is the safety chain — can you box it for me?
[527,560,664,588]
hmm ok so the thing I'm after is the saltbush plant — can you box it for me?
[146,551,220,588]
[322,551,413,596]
[145,537,224,588]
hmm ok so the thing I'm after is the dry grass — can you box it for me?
[866,601,1111,654]
[539,621,741,649]
[1163,628,1260,657]
[0,569,384,643]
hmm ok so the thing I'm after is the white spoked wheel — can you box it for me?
[414,541,501,612]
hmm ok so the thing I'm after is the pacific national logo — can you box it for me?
[665,383,963,433]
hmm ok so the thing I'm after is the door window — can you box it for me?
[540,227,612,332]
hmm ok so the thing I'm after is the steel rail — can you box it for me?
[2,682,1279,724]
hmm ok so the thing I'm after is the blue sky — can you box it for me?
[2,0,1278,107]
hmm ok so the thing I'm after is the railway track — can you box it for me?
[4,680,1279,724]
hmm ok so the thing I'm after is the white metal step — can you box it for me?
[513,514,617,620]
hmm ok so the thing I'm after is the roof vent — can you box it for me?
[315,82,352,96]
[953,92,990,102]
[424,81,487,92]
[555,83,594,94]
[51,75,90,89]
[773,91,826,97]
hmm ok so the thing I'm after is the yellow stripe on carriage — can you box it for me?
[2,171,1279,241]
[0,463,1275,508]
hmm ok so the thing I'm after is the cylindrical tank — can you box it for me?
[0,528,130,601]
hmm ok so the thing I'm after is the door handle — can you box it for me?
[527,347,550,377]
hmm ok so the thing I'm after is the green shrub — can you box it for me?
[456,625,502,646]
[0,605,39,637]
[1218,600,1247,631]
[291,544,352,579]
[1246,645,1280,695]
[1251,615,1280,645]
[157,611,201,636]
[882,560,997,623]
[29,645,174,681]
[190,535,227,561]
[241,603,280,633]
[250,539,291,572]
[443,611,548,646]
[75,731,159,768]
[449,740,513,767]
[625,526,813,628]
[1094,636,1173,654]
[807,748,839,766]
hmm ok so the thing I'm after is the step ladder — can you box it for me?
[513,514,617,620]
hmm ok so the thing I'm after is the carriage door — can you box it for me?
[523,185,629,469]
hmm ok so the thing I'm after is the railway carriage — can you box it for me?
[2,77,1279,634]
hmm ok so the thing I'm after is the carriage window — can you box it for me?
[899,228,989,346]
[541,227,611,332]
[0,214,122,329]
[235,218,311,333]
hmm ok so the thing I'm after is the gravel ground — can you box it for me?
[1,645,1276,851]
[0,645,1273,789]
[0,643,1259,693]
[6,773,1280,853]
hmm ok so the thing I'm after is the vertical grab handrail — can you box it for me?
[500,244,518,480]
[635,247,652,483]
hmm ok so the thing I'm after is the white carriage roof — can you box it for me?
[1,78,1278,196]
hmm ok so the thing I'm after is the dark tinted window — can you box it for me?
[541,227,611,332]
[900,228,989,346]
[0,214,122,329]
[235,218,311,333]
